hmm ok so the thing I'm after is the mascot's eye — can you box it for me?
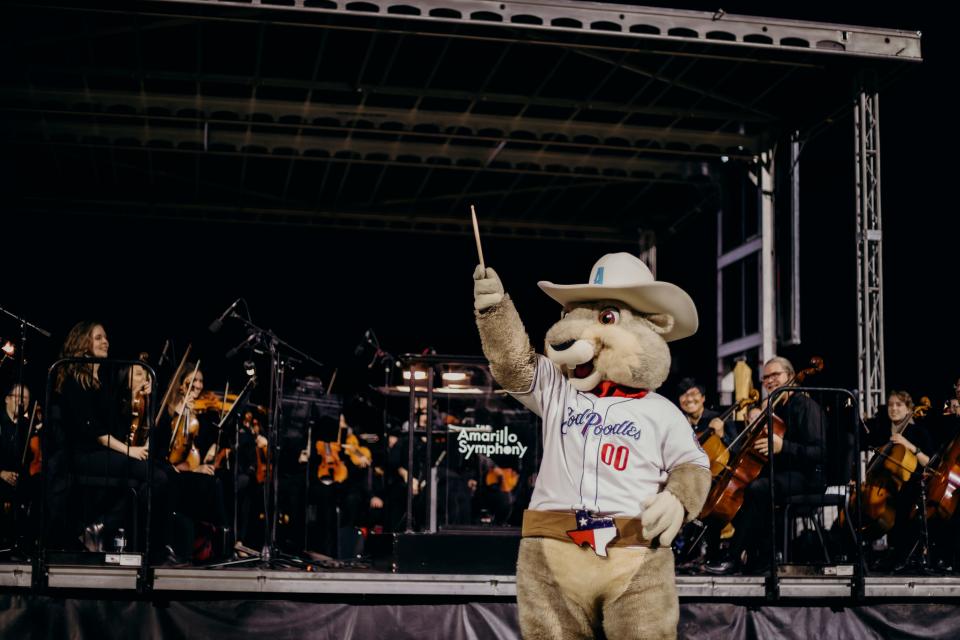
[599,308,620,325]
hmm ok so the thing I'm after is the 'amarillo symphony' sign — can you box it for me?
[456,425,528,460]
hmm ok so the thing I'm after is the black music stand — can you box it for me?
[275,389,344,562]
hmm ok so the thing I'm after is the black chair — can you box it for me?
[71,474,140,552]
[781,407,858,564]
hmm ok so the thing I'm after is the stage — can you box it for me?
[3,562,960,639]
[5,561,960,599]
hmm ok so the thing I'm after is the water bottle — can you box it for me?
[113,528,127,553]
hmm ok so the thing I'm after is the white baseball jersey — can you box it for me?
[514,355,708,518]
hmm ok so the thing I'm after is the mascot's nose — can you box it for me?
[550,340,576,352]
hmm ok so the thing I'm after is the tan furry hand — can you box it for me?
[473,265,504,311]
[640,490,684,545]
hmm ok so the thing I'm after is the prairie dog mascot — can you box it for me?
[473,252,710,639]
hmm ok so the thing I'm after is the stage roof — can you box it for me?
[2,0,921,242]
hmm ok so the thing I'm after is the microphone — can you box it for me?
[157,339,172,367]
[225,333,258,359]
[209,299,241,333]
[355,329,376,360]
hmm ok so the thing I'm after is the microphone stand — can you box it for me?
[214,312,323,569]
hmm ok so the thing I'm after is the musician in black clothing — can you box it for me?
[54,321,173,557]
[676,377,731,446]
[927,385,960,572]
[0,384,28,487]
[0,383,29,547]
[154,365,228,561]
[862,390,934,569]
[229,409,264,552]
[704,356,827,574]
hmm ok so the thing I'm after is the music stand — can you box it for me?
[282,392,342,558]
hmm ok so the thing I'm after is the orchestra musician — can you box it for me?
[861,390,933,571]
[704,356,827,574]
[921,382,960,572]
[231,409,267,554]
[154,364,228,562]
[385,421,427,532]
[676,377,731,446]
[53,321,173,559]
[299,414,371,558]
[0,383,29,549]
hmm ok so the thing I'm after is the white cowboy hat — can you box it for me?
[538,252,698,342]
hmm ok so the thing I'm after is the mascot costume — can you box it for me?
[473,252,710,640]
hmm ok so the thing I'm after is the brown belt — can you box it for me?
[521,509,652,547]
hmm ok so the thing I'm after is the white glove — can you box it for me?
[640,491,684,546]
[473,265,504,311]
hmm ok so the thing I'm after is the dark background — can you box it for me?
[2,2,954,416]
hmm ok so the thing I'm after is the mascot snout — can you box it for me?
[545,338,600,391]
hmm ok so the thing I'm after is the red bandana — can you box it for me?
[592,380,649,399]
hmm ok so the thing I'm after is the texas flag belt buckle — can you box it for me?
[566,509,620,557]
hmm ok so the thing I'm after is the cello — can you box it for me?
[845,397,929,539]
[697,389,760,478]
[926,429,960,521]
[699,357,824,524]
[920,397,960,521]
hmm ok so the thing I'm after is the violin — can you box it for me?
[485,466,520,493]
[255,443,268,483]
[192,391,248,414]
[244,412,270,484]
[129,392,147,445]
[700,357,824,524]
[19,402,43,477]
[168,407,201,470]
[128,353,151,447]
[342,432,372,468]
[167,362,202,470]
[313,413,371,483]
[316,439,348,484]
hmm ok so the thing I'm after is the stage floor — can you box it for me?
[4,561,960,600]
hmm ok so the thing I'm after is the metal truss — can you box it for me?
[854,72,886,418]
[145,0,921,61]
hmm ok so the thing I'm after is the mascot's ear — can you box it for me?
[643,313,675,336]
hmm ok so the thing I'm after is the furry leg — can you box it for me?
[516,538,596,640]
[601,547,679,640]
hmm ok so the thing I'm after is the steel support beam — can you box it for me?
[136,0,922,62]
[758,152,776,366]
[854,73,885,418]
[0,88,759,154]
